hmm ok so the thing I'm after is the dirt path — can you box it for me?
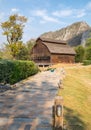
[0,70,61,130]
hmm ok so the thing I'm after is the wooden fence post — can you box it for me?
[52,96,63,130]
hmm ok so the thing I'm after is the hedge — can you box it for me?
[83,60,91,65]
[0,59,39,84]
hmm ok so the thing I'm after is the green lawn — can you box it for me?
[58,65,91,130]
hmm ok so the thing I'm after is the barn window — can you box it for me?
[33,56,50,61]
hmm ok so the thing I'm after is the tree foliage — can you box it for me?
[0,49,3,59]
[15,44,29,60]
[0,45,13,60]
[0,40,35,61]
[1,14,27,45]
[86,38,91,47]
[85,46,91,60]
[1,14,27,60]
[0,43,31,60]
[75,45,85,62]
[75,37,91,64]
[26,39,36,53]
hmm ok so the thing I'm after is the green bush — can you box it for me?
[83,60,91,65]
[0,59,38,84]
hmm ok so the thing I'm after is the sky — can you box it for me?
[0,0,91,47]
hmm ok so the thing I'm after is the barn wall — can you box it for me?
[31,39,51,63]
[31,39,75,64]
[51,54,75,63]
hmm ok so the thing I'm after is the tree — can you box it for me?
[15,44,29,60]
[75,45,85,62]
[85,46,91,60]
[0,45,13,60]
[24,39,36,60]
[0,50,3,59]
[8,41,24,59]
[86,38,91,47]
[1,14,27,44]
[1,14,27,59]
[0,43,30,60]
[26,39,36,53]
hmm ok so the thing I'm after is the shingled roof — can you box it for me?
[36,37,76,55]
[36,37,67,44]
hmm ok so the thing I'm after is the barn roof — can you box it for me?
[43,42,76,55]
[36,37,76,55]
[36,37,67,44]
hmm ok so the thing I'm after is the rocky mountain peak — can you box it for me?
[41,21,90,46]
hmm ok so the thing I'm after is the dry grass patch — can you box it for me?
[57,64,91,130]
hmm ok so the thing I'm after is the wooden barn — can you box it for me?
[31,37,76,65]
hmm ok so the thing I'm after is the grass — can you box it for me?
[57,64,91,130]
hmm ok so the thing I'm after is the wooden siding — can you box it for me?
[51,54,75,63]
[31,39,51,63]
[31,38,76,64]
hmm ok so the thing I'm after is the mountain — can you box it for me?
[41,21,91,46]
[81,29,91,47]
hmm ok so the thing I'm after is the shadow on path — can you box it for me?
[0,71,59,130]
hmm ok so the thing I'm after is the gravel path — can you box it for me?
[0,70,61,130]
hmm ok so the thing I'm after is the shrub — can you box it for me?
[0,60,13,83]
[0,59,38,84]
[83,60,91,65]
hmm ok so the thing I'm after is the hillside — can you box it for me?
[41,21,91,46]
[57,64,91,130]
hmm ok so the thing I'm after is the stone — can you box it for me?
[24,124,32,130]
[41,21,90,46]
[0,118,8,126]
[7,123,21,130]
[0,70,61,130]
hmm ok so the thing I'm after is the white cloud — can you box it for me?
[86,2,91,10]
[76,9,86,18]
[40,20,46,24]
[11,8,19,13]
[70,8,86,18]
[52,9,72,17]
[52,8,87,19]
[32,9,46,17]
[31,9,60,23]
[42,15,60,23]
